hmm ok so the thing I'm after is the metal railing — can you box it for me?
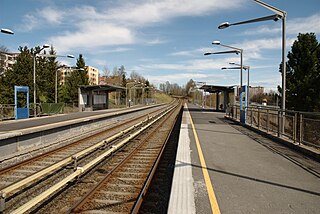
[227,105,320,149]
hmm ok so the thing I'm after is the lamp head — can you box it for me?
[1,28,14,35]
[212,40,221,45]
[221,67,227,70]
[229,62,235,65]
[42,44,50,49]
[273,14,282,21]
[204,52,212,56]
[218,22,230,29]
[67,54,75,58]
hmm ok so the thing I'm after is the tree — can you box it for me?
[102,65,110,77]
[185,79,195,96]
[0,46,33,104]
[284,33,320,111]
[63,54,89,103]
[37,46,58,103]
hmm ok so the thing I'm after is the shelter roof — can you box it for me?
[79,84,126,92]
[199,85,235,93]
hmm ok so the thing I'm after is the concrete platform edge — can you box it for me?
[168,104,196,214]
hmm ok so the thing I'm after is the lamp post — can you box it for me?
[204,44,245,122]
[218,0,286,134]
[1,28,14,35]
[126,81,137,107]
[38,54,75,103]
[33,44,50,117]
[222,63,250,108]
[196,81,206,108]
[133,83,145,105]
[212,41,243,88]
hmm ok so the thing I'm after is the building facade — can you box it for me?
[0,52,19,74]
[59,65,99,85]
[86,66,99,85]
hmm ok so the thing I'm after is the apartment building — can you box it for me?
[0,52,19,74]
[86,66,99,85]
[59,65,99,85]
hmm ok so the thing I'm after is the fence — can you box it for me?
[0,97,157,120]
[227,105,320,149]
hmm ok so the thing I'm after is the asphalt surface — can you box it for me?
[187,103,320,214]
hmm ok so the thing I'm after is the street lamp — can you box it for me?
[222,63,250,108]
[126,80,137,107]
[218,0,287,134]
[1,28,14,35]
[195,81,206,108]
[133,83,145,105]
[38,54,75,103]
[204,42,246,122]
[33,44,50,117]
[211,41,243,88]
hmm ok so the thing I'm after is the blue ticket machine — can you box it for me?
[14,86,29,120]
[239,85,247,124]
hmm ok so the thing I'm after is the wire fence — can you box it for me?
[227,105,320,149]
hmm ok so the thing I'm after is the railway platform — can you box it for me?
[168,103,320,214]
[0,105,145,134]
[0,104,161,159]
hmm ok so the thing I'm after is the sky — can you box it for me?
[1,0,319,91]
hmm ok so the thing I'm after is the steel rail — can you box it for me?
[68,103,180,213]
[131,104,182,213]
[0,106,163,175]
[9,104,177,214]
[0,105,173,212]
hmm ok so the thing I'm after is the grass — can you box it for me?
[153,92,173,104]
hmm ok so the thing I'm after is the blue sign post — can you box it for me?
[239,85,248,124]
[14,86,29,120]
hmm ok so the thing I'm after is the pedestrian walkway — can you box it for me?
[168,103,320,214]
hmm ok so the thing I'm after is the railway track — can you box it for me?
[0,101,182,213]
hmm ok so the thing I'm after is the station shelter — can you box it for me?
[199,85,235,111]
[78,84,126,111]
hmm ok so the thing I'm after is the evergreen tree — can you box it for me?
[63,54,89,103]
[0,46,33,104]
[43,46,59,103]
[285,33,320,111]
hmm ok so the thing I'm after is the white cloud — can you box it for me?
[48,22,135,52]
[106,0,245,27]
[96,47,132,54]
[38,7,64,24]
[146,38,167,45]
[135,57,237,73]
[20,0,247,52]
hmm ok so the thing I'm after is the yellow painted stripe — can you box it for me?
[187,107,221,214]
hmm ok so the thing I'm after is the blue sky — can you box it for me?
[1,0,319,91]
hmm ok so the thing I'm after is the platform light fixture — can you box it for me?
[218,0,287,135]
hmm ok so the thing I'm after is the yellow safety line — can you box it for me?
[187,107,221,214]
